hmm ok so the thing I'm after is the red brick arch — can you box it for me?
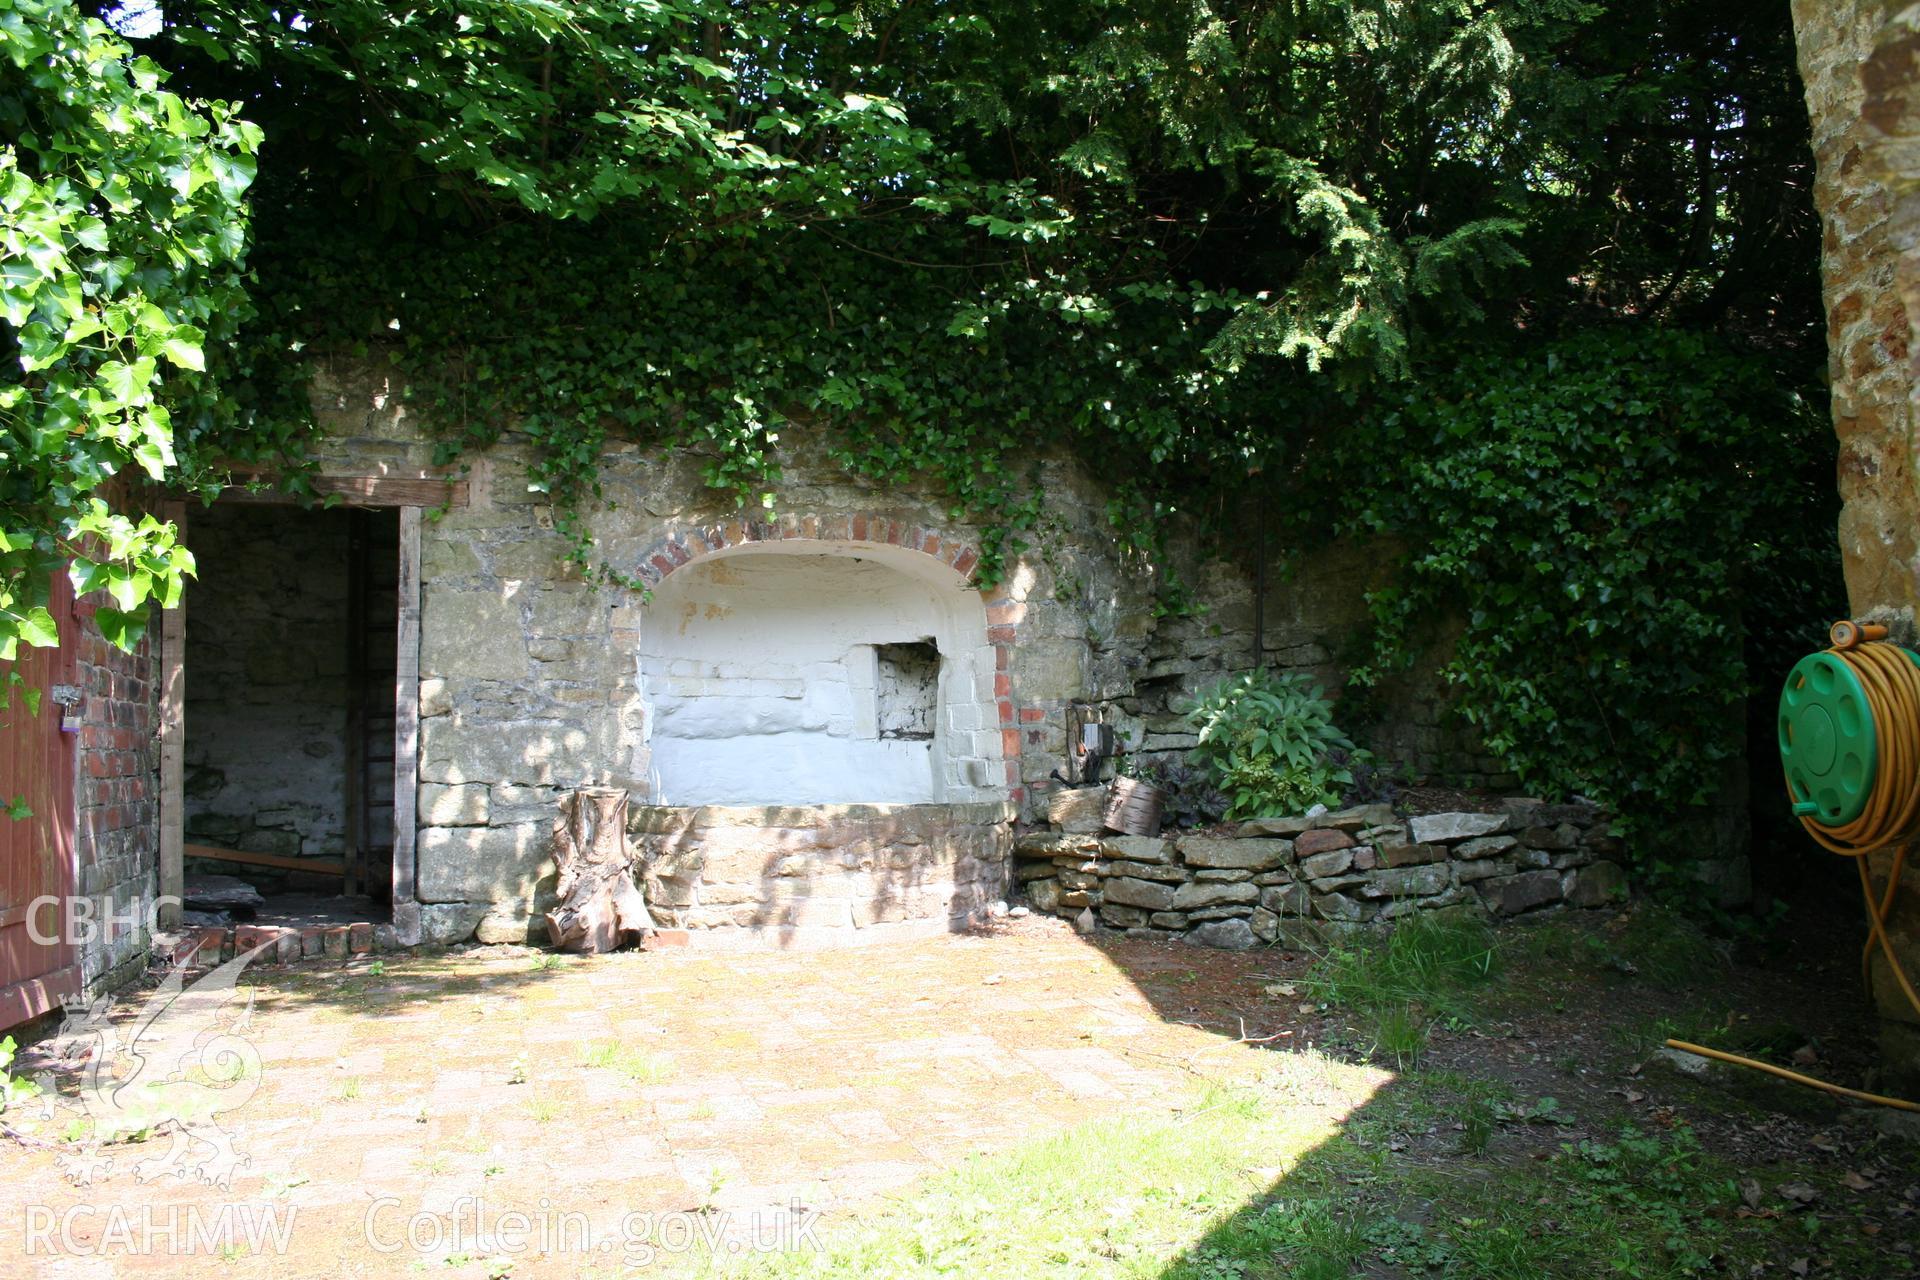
[632,512,1030,802]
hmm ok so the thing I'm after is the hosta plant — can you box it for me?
[1185,670,1367,820]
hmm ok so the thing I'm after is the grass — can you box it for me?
[582,1040,675,1085]
[659,1051,1798,1280]
[1507,902,1725,992]
[679,1069,1376,1279]
[1300,913,1499,1064]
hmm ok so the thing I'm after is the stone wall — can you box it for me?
[182,504,358,868]
[1119,541,1511,789]
[1016,792,1625,948]
[71,598,161,995]
[1794,0,1920,1086]
[627,799,1014,948]
[294,354,1661,946]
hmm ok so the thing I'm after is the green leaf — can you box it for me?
[161,331,205,371]
[15,607,59,649]
[93,606,148,652]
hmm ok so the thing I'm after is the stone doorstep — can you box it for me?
[163,920,378,968]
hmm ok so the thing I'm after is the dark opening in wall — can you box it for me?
[875,641,939,741]
[184,504,398,898]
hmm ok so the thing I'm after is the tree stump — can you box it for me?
[545,787,653,953]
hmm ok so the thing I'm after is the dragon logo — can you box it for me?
[38,945,270,1189]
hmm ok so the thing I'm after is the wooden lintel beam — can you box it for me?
[184,842,347,877]
[213,474,468,509]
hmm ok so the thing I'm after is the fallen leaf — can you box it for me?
[1778,1182,1820,1206]
[1791,1044,1819,1067]
[1789,1258,1809,1277]
[1740,1178,1763,1211]
[1844,1170,1874,1192]
[1263,982,1298,998]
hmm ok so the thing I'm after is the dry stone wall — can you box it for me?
[1017,792,1625,948]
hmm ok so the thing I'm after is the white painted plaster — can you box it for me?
[637,547,1002,804]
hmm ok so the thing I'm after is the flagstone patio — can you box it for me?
[0,917,1309,1278]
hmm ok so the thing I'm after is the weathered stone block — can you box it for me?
[1294,828,1355,857]
[1567,860,1629,907]
[1452,859,1516,884]
[1316,803,1395,832]
[1103,876,1178,911]
[420,717,595,787]
[1313,892,1372,922]
[1099,902,1149,927]
[1186,918,1256,950]
[1047,787,1108,833]
[1297,847,1354,880]
[1409,812,1510,843]
[1480,870,1563,915]
[1379,888,1471,920]
[416,823,551,903]
[1017,831,1102,858]
[1171,880,1258,911]
[1361,865,1450,899]
[1235,816,1313,837]
[1026,878,1063,914]
[1249,906,1280,943]
[419,677,453,718]
[476,911,536,944]
[1519,823,1580,851]
[1186,904,1255,922]
[1103,859,1186,882]
[1101,835,1172,864]
[1177,836,1292,870]
[421,587,527,680]
[420,782,490,826]
[1148,911,1190,930]
[1375,841,1444,868]
[1454,835,1517,859]
[1260,882,1311,916]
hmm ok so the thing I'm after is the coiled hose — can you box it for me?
[1667,637,1920,1111]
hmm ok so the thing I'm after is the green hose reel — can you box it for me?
[1779,647,1920,825]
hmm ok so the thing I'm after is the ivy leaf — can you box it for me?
[93,606,148,652]
[15,607,59,649]
[161,330,205,371]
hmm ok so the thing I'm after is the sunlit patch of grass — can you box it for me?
[682,1066,1385,1279]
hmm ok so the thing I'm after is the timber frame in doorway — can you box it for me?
[157,473,466,943]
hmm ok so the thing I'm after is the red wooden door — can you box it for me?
[0,572,80,1030]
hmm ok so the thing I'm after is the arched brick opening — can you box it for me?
[630,514,1024,806]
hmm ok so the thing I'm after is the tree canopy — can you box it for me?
[2,0,1835,848]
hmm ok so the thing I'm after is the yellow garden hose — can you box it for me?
[1664,633,1920,1112]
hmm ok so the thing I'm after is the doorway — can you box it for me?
[180,504,398,916]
